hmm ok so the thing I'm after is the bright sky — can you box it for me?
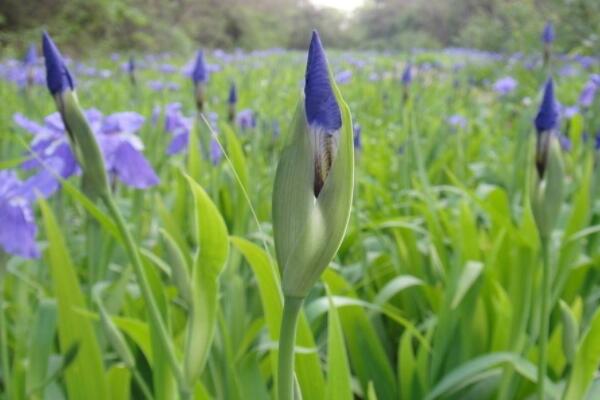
[310,0,365,13]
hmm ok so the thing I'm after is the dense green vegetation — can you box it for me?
[2,0,600,55]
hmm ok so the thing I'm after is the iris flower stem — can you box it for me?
[277,296,304,400]
[132,367,154,400]
[537,237,551,400]
[102,194,188,395]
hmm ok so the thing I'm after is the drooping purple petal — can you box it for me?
[0,198,39,259]
[102,112,145,134]
[111,142,159,189]
[13,113,46,135]
[167,132,189,155]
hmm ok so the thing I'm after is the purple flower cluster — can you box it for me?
[0,59,45,87]
[493,76,518,96]
[235,109,256,130]
[14,109,159,189]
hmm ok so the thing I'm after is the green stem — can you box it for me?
[132,367,154,400]
[102,194,187,393]
[277,296,304,400]
[537,238,551,400]
[0,273,10,396]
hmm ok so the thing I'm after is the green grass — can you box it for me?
[0,49,599,399]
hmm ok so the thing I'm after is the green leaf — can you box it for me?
[106,365,131,400]
[398,330,416,400]
[39,198,108,400]
[26,299,57,398]
[559,300,579,365]
[451,261,484,308]
[373,275,423,306]
[323,269,397,399]
[183,174,230,384]
[425,352,558,400]
[325,287,352,400]
[563,308,600,400]
[222,123,249,192]
[187,118,202,182]
[230,237,325,400]
[113,317,153,365]
[160,228,192,305]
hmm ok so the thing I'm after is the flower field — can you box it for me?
[0,23,599,400]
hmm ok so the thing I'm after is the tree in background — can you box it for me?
[1,0,599,55]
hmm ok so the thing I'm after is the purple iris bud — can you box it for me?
[128,56,135,73]
[42,32,75,95]
[228,82,237,105]
[304,30,341,132]
[542,21,555,44]
[401,63,412,85]
[595,133,600,151]
[304,30,342,196]
[335,70,353,85]
[353,123,362,150]
[192,50,207,84]
[579,81,597,108]
[535,79,559,133]
[493,76,518,96]
[209,138,222,165]
[24,44,37,66]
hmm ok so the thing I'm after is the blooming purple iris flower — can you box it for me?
[335,70,352,85]
[447,114,467,129]
[162,103,193,155]
[562,105,579,119]
[579,80,597,108]
[209,138,222,165]
[14,110,159,189]
[236,109,256,130]
[148,80,180,92]
[493,76,518,96]
[0,165,64,259]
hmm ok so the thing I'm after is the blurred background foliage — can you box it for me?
[1,0,600,55]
